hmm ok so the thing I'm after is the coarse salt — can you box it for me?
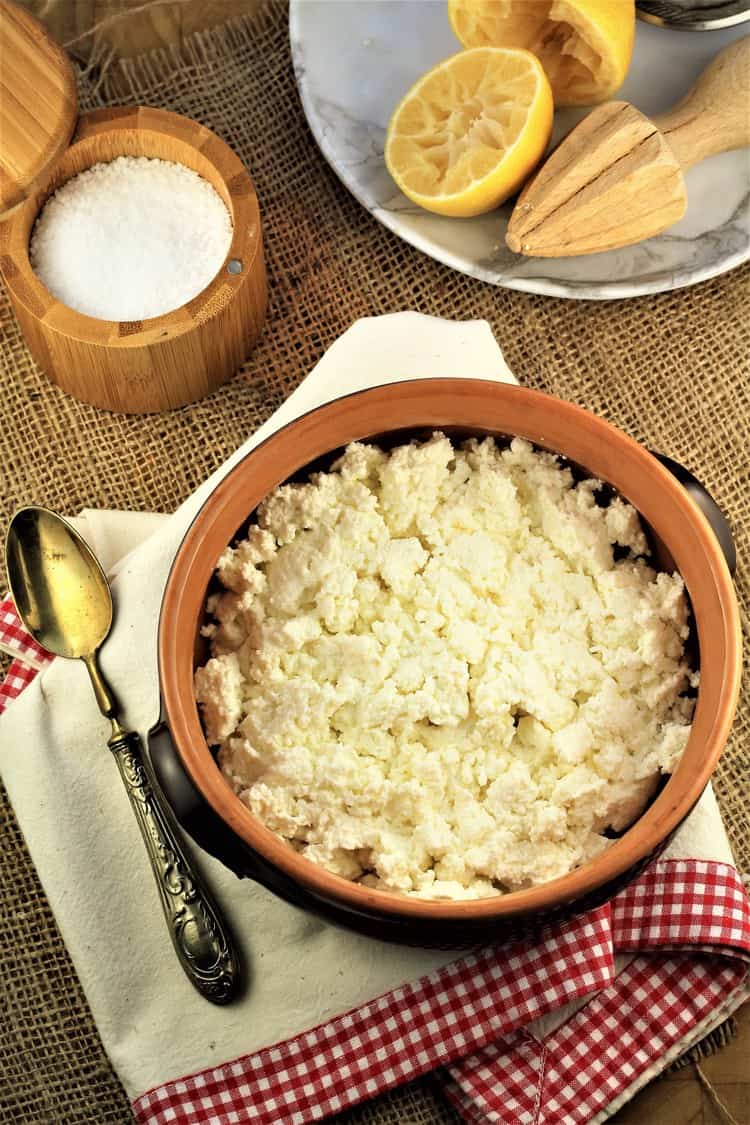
[30,156,233,321]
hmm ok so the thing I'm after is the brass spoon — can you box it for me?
[6,505,241,1005]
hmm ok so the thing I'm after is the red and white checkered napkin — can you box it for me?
[0,600,51,709]
[2,598,749,1125]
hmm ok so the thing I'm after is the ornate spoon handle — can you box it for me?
[108,728,241,1004]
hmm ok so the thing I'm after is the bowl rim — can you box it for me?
[158,379,741,920]
[0,105,262,345]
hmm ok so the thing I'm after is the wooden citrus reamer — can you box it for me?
[506,36,750,257]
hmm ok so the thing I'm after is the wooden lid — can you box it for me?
[0,0,77,219]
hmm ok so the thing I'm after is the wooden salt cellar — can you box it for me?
[0,0,266,413]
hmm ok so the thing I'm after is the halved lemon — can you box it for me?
[385,47,553,218]
[448,0,635,107]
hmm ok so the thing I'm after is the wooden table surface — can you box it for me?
[15,3,750,1123]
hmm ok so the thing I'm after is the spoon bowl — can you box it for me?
[6,506,112,658]
[7,506,117,717]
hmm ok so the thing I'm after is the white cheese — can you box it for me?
[195,435,695,899]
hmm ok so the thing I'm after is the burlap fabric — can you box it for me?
[0,3,747,1121]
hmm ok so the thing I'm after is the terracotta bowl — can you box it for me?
[152,380,741,946]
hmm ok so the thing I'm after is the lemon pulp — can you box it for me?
[385,46,553,217]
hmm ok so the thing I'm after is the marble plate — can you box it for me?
[290,1,750,299]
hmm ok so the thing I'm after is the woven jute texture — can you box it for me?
[0,3,747,1122]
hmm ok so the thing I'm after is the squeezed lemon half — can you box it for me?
[448,0,635,106]
[385,46,553,217]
